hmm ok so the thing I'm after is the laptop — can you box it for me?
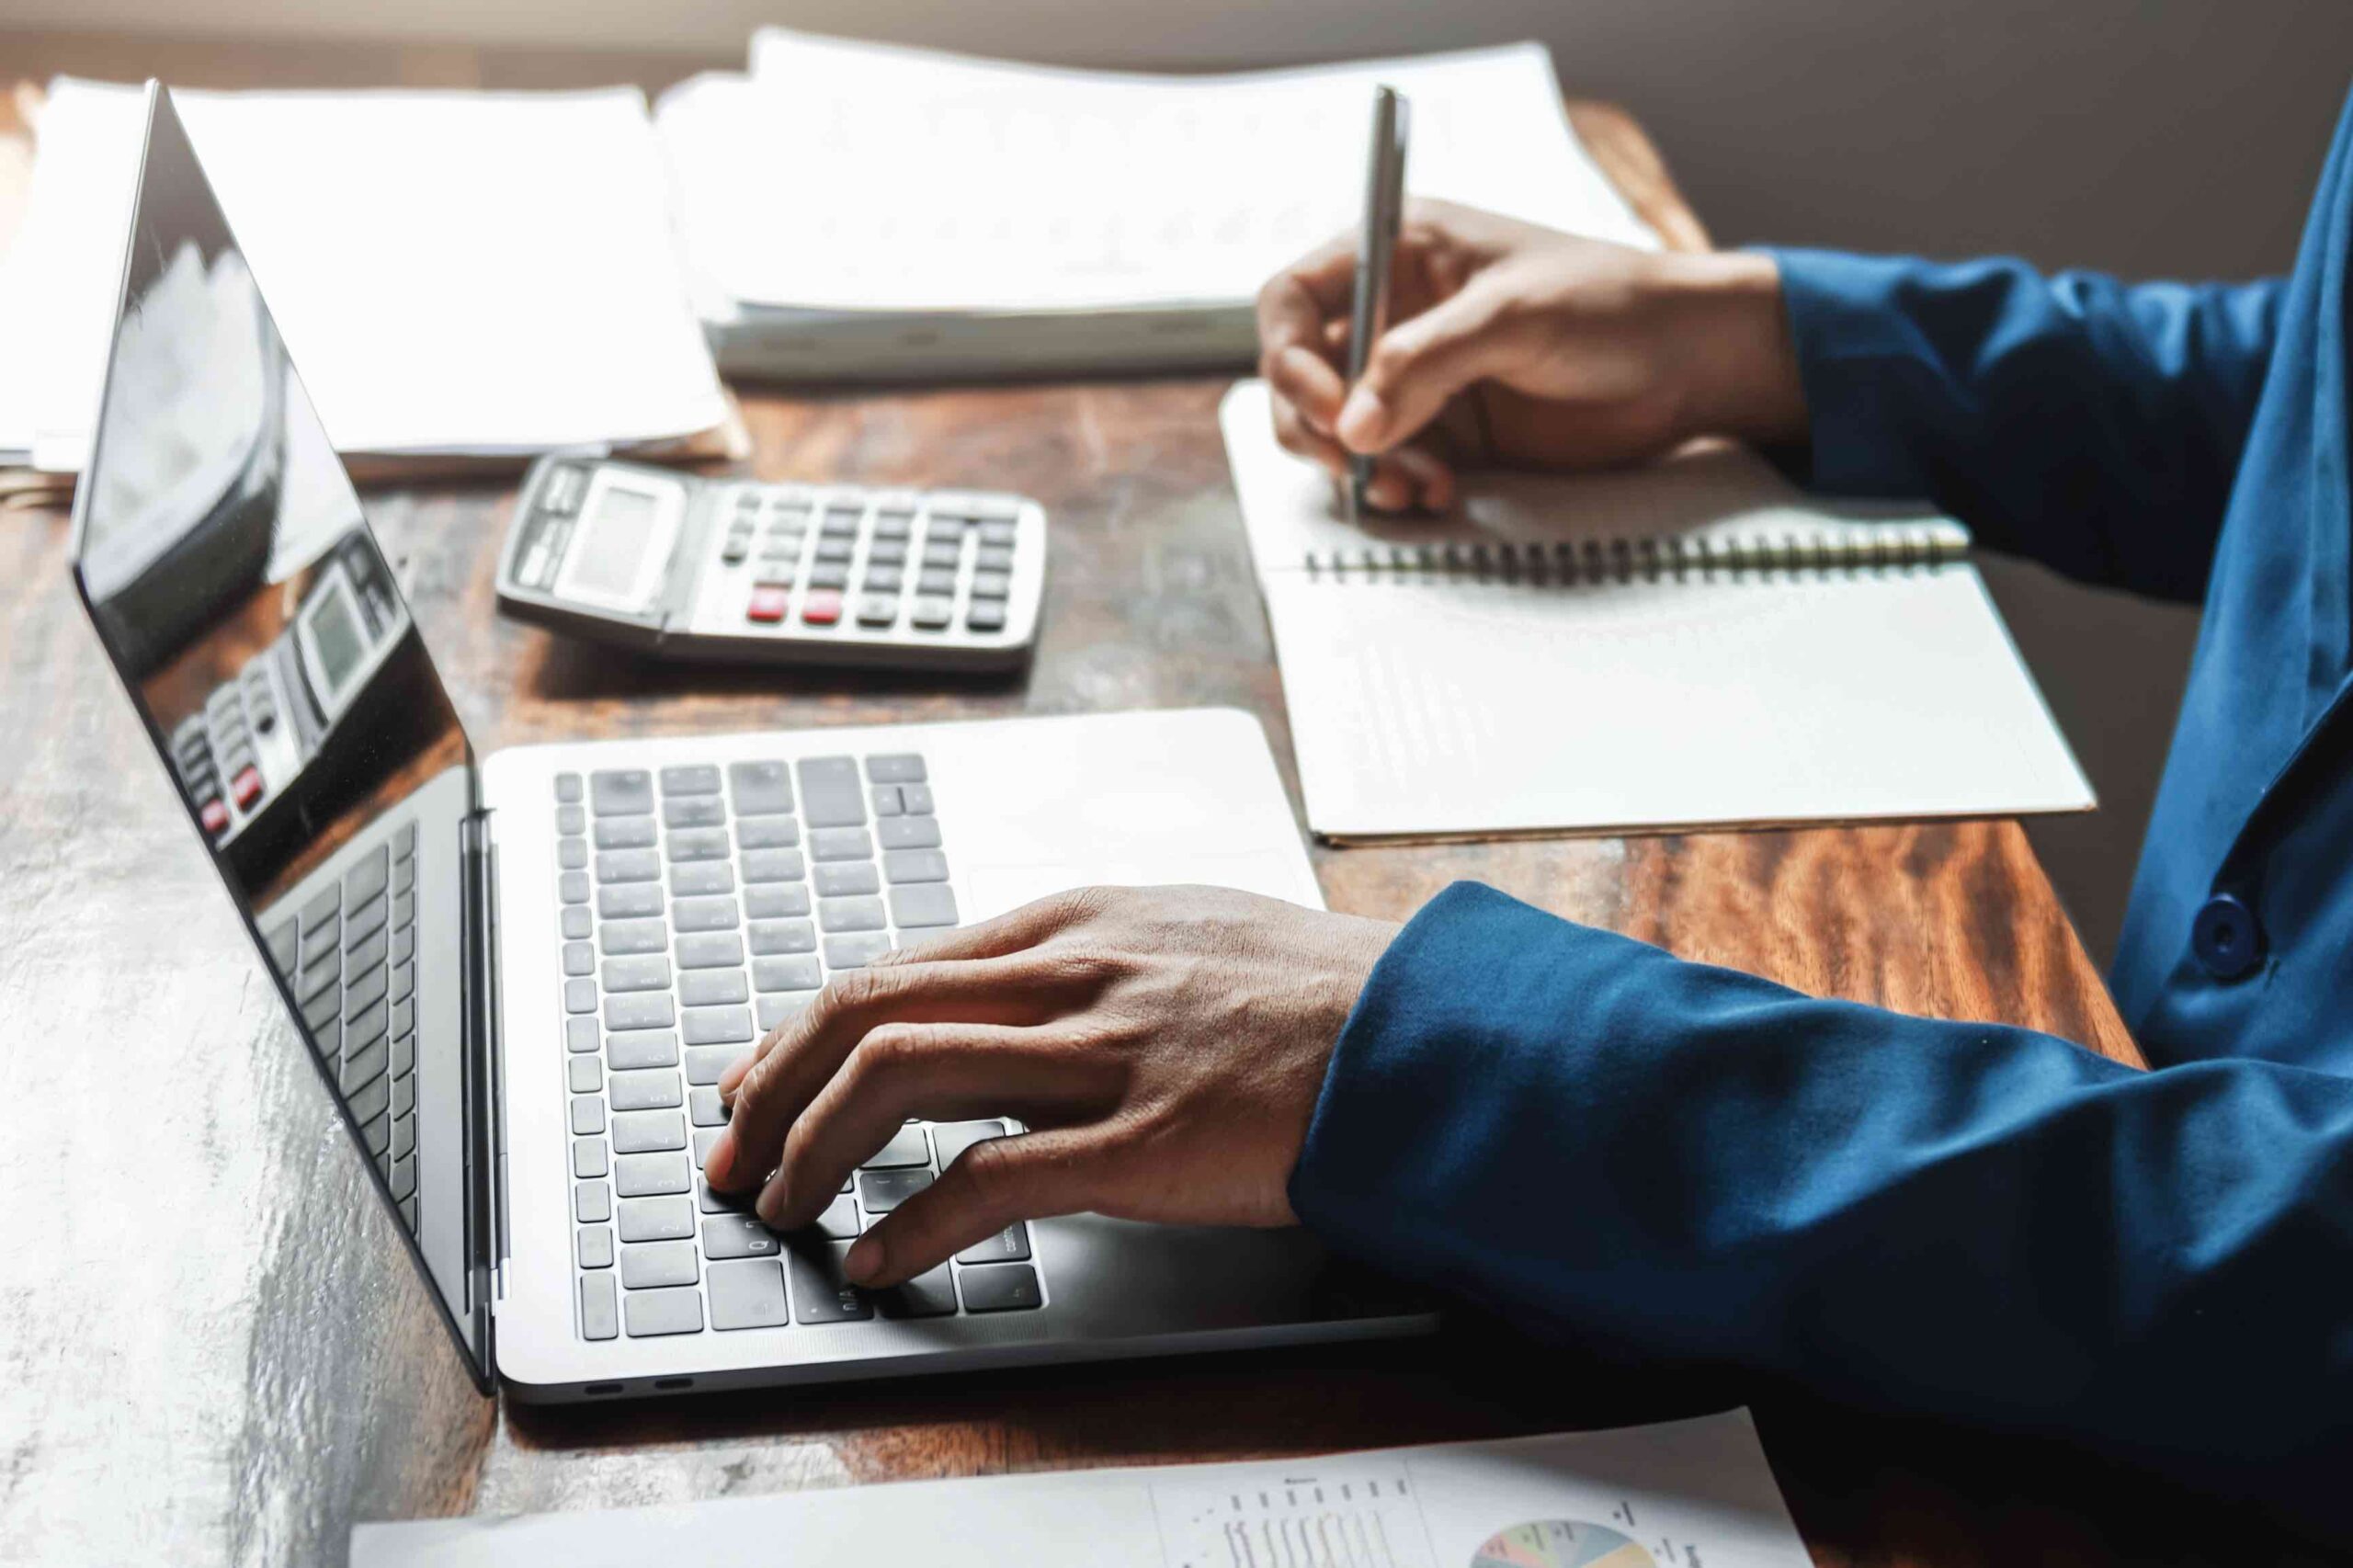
[68,85,1433,1401]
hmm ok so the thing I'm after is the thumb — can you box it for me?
[1336,277,1517,453]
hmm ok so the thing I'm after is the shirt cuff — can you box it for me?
[1755,245,1939,500]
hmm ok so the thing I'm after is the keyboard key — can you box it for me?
[787,1241,874,1324]
[555,772,585,803]
[620,1240,699,1290]
[876,1264,959,1321]
[560,871,591,904]
[675,931,746,969]
[590,769,654,816]
[745,884,813,919]
[683,1006,755,1046]
[728,761,794,815]
[694,1131,720,1174]
[567,941,599,975]
[345,845,391,906]
[568,1056,603,1093]
[560,906,592,940]
[890,884,960,929]
[741,848,808,884]
[576,1181,612,1223]
[857,1167,934,1212]
[707,1258,790,1330]
[339,1040,388,1096]
[571,1098,606,1137]
[664,795,726,829]
[598,883,663,919]
[599,918,667,956]
[607,1029,679,1071]
[881,848,949,884]
[660,765,722,796]
[736,815,800,849]
[618,1195,695,1242]
[601,954,672,993]
[748,919,816,956]
[359,1111,392,1161]
[577,1226,615,1269]
[669,860,735,897]
[752,954,823,992]
[878,816,942,850]
[813,862,881,897]
[702,1214,780,1259]
[593,815,656,849]
[557,804,586,836]
[756,994,813,1031]
[389,1149,415,1195]
[391,1071,416,1117]
[688,1085,729,1127]
[956,1221,1031,1266]
[610,1069,685,1112]
[573,1137,609,1179]
[931,1119,1006,1170]
[623,1288,704,1337]
[564,979,597,1015]
[824,934,893,970]
[899,785,935,815]
[345,894,389,950]
[615,1152,692,1198]
[865,754,926,784]
[612,1110,687,1154]
[679,969,749,1007]
[791,761,863,832]
[666,827,731,863]
[580,1274,619,1340]
[810,827,873,861]
[683,1046,739,1086]
[959,1263,1043,1312]
[672,896,741,933]
[862,1125,930,1168]
[870,787,903,818]
[818,896,887,934]
[596,849,661,884]
[346,997,390,1053]
[604,993,675,1031]
[812,1195,860,1239]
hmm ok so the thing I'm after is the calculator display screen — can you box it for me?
[304,579,367,699]
[570,487,660,601]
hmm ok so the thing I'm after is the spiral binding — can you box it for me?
[1302,522,1971,581]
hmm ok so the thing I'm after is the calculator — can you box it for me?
[495,458,1047,671]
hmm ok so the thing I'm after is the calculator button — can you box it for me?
[814,537,856,563]
[721,538,750,566]
[966,601,1009,633]
[873,512,914,540]
[921,540,962,569]
[976,545,1015,573]
[231,765,265,810]
[801,590,844,626]
[755,562,796,588]
[861,566,903,593]
[916,569,957,597]
[866,540,908,568]
[911,597,954,630]
[821,509,861,538]
[980,519,1017,547]
[808,563,850,591]
[970,571,1011,601]
[856,595,898,627]
[592,770,655,816]
[199,797,230,835]
[745,586,790,624]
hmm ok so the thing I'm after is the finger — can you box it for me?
[755,1023,1098,1228]
[1255,232,1359,362]
[844,1127,1098,1287]
[1336,276,1519,455]
[1388,442,1458,511]
[1273,399,1349,479]
[1267,343,1348,437]
[704,956,1068,1190]
[862,886,1106,968]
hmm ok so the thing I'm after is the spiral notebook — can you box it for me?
[1221,381,2093,841]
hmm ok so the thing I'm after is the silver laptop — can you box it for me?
[68,85,1432,1402]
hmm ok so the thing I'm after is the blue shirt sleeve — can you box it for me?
[1290,883,2353,1535]
[1762,249,2284,602]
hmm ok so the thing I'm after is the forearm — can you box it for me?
[1290,883,2353,1535]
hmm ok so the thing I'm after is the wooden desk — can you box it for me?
[2,42,2324,1568]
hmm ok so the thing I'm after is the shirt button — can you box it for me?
[2191,892,2263,980]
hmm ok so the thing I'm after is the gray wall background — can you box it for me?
[21,0,2353,963]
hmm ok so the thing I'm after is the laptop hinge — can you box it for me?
[460,809,509,1375]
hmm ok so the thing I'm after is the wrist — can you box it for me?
[1656,249,1809,449]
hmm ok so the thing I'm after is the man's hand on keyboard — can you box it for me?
[702,885,1398,1288]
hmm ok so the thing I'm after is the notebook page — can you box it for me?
[680,37,1654,315]
[19,81,728,471]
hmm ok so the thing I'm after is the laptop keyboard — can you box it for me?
[264,822,423,1235]
[556,754,1047,1342]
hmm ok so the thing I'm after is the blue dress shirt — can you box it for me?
[1290,88,2353,1533]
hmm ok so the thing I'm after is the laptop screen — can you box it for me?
[67,87,490,1382]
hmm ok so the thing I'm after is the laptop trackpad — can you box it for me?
[964,849,1320,923]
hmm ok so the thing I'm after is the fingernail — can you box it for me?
[844,1233,884,1285]
[1336,386,1384,449]
[703,1131,733,1186]
[1366,473,1409,513]
[755,1177,788,1227]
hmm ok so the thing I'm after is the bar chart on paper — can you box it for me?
[1153,1458,1439,1568]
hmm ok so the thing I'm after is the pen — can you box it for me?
[1346,85,1410,523]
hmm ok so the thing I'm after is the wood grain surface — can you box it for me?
[1,41,2322,1568]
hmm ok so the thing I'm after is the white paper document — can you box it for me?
[667,33,1656,317]
[8,80,728,472]
[352,1409,1810,1568]
[1222,381,2095,840]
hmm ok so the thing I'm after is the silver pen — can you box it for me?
[1346,85,1410,523]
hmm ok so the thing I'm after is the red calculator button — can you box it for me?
[199,798,230,835]
[801,589,843,626]
[745,585,790,623]
[231,766,264,811]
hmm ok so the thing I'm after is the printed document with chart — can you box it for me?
[1222,381,2093,841]
[353,1409,1811,1567]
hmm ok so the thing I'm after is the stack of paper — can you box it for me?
[660,33,1659,380]
[0,81,732,482]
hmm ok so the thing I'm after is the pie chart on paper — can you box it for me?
[1470,1519,1655,1568]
